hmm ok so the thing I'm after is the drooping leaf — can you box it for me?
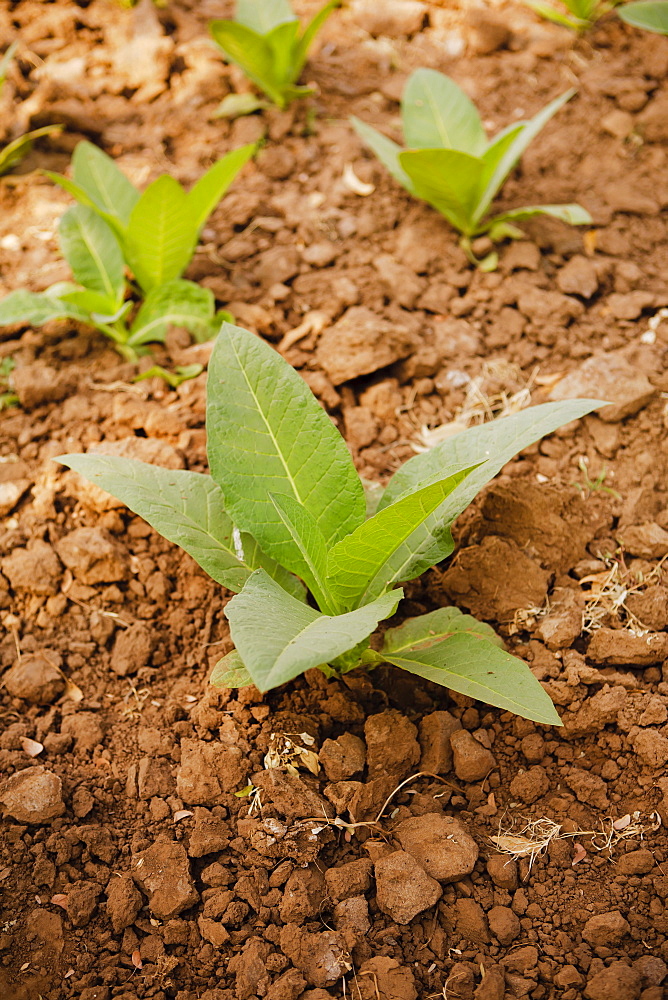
[402,68,487,154]
[489,203,592,228]
[206,322,366,561]
[54,454,303,598]
[380,400,606,517]
[225,568,402,691]
[327,468,475,609]
[58,206,125,304]
[0,125,62,177]
[210,649,253,689]
[382,608,562,725]
[399,148,485,233]
[474,90,575,223]
[124,176,194,292]
[186,144,256,237]
[70,140,139,226]
[210,21,286,106]
[351,117,417,195]
[235,0,296,33]
[0,289,72,327]
[269,492,336,614]
[128,280,215,346]
[619,1,668,33]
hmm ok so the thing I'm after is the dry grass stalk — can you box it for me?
[580,554,667,634]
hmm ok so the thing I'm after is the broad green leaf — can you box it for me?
[488,203,592,229]
[124,176,193,292]
[351,117,417,195]
[402,69,487,155]
[295,0,341,67]
[0,289,71,327]
[474,90,575,223]
[524,0,586,27]
[399,148,485,234]
[128,279,215,346]
[0,125,62,177]
[380,401,606,519]
[58,288,126,321]
[269,493,335,614]
[210,21,286,106]
[70,141,140,226]
[45,171,124,238]
[362,478,385,519]
[54,454,303,599]
[207,322,365,560]
[265,20,302,86]
[236,0,296,33]
[382,608,561,725]
[619,2,668,33]
[210,649,253,689]
[186,144,256,236]
[225,568,402,691]
[58,206,125,304]
[327,468,475,609]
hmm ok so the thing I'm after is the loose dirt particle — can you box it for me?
[0,765,65,824]
[450,730,496,782]
[105,874,142,933]
[319,731,366,782]
[55,527,130,584]
[488,904,520,945]
[3,653,65,704]
[131,841,198,919]
[394,813,478,882]
[110,622,155,677]
[584,961,641,1000]
[582,910,631,947]
[176,737,245,804]
[418,710,461,773]
[374,850,442,924]
[325,859,373,901]
[365,709,420,780]
[1,540,62,596]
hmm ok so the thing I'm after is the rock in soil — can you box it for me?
[584,961,641,999]
[3,652,65,704]
[1,540,62,595]
[582,910,631,947]
[394,813,478,881]
[587,628,668,666]
[365,709,420,780]
[55,527,130,584]
[316,306,416,385]
[450,730,496,782]
[319,731,366,781]
[279,923,351,987]
[110,622,155,676]
[105,874,143,933]
[418,710,461,773]
[176,737,246,804]
[131,840,198,919]
[353,956,417,1000]
[374,850,442,924]
[325,859,374,901]
[0,766,65,823]
[548,349,656,422]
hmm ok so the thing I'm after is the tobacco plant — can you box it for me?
[57,322,602,724]
[352,69,591,269]
[0,141,255,360]
[524,0,621,31]
[618,1,668,31]
[0,43,61,176]
[210,0,340,114]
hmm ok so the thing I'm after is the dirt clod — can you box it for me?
[450,729,496,782]
[394,813,478,881]
[3,652,65,704]
[0,765,65,823]
[374,850,442,924]
[131,840,198,919]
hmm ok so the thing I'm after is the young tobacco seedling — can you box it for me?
[210,0,340,115]
[0,141,255,360]
[0,42,61,176]
[57,322,603,725]
[524,0,620,32]
[352,69,591,270]
[618,1,668,32]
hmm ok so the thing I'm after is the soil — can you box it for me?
[1,1,668,999]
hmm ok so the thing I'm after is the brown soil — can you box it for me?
[1,2,668,999]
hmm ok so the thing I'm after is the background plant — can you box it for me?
[352,69,591,269]
[618,1,668,31]
[57,323,602,724]
[0,42,61,176]
[210,0,340,115]
[0,140,255,360]
[524,0,621,31]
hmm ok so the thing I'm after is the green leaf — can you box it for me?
[327,467,476,609]
[0,125,62,177]
[269,492,335,614]
[265,20,302,86]
[210,649,253,689]
[474,90,575,223]
[124,176,194,292]
[214,93,268,118]
[0,289,71,327]
[351,117,417,195]
[225,568,402,691]
[207,322,365,560]
[58,206,125,304]
[0,42,17,89]
[58,288,126,321]
[399,148,485,234]
[54,454,304,598]
[362,478,385,519]
[70,141,139,226]
[402,69,487,154]
[128,279,215,346]
[186,144,256,237]
[380,401,606,520]
[295,0,341,67]
[236,0,296,33]
[619,1,668,33]
[382,608,561,725]
[488,203,592,230]
[210,20,286,106]
[524,0,585,27]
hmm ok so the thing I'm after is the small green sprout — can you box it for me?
[352,69,591,270]
[573,457,621,499]
[133,363,204,389]
[210,0,340,114]
[618,1,668,32]
[0,356,18,410]
[0,43,61,176]
[57,322,605,725]
[0,141,255,360]
[525,0,621,31]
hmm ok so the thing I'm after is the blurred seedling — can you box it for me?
[572,455,621,499]
[0,42,62,177]
[525,0,621,32]
[0,356,18,410]
[133,363,204,389]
